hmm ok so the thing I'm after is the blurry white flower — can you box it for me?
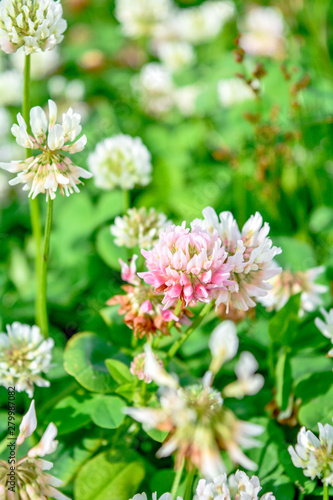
[156,40,195,72]
[288,422,333,485]
[115,0,174,38]
[0,322,54,397]
[0,0,67,54]
[315,308,333,357]
[217,78,256,107]
[0,400,70,499]
[144,344,178,389]
[195,470,275,500]
[0,106,10,138]
[223,351,264,399]
[111,207,171,249]
[170,1,235,45]
[12,46,61,78]
[209,320,238,374]
[259,266,328,315]
[134,62,174,116]
[239,6,285,58]
[0,99,92,199]
[130,352,163,384]
[131,494,182,500]
[198,208,282,311]
[0,171,10,204]
[173,85,200,116]
[125,362,263,477]
[88,134,152,190]
[0,69,23,106]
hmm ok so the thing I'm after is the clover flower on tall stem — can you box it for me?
[0,400,70,499]
[125,322,264,480]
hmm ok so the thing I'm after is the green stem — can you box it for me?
[123,190,130,212]
[23,55,44,332]
[40,198,53,337]
[164,301,213,364]
[184,466,196,500]
[323,483,329,500]
[171,459,184,499]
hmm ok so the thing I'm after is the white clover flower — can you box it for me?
[12,46,61,78]
[170,1,235,45]
[0,322,54,397]
[239,6,285,58]
[88,134,152,190]
[0,69,23,106]
[198,208,282,311]
[195,470,275,500]
[130,494,182,500]
[115,0,174,38]
[209,320,238,374]
[133,62,175,116]
[217,78,256,107]
[173,84,200,116]
[155,40,195,72]
[259,265,328,315]
[0,99,92,200]
[223,351,264,399]
[0,0,67,55]
[125,358,263,477]
[0,400,70,499]
[288,422,333,485]
[111,207,171,249]
[315,308,333,357]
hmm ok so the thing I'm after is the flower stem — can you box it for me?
[171,459,184,499]
[23,54,44,332]
[184,466,196,500]
[123,189,130,212]
[323,483,329,500]
[164,301,213,364]
[39,198,53,337]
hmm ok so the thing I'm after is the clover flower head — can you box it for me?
[195,470,275,500]
[88,134,152,191]
[260,265,328,315]
[288,422,333,485]
[315,307,333,357]
[198,208,282,311]
[130,351,163,384]
[155,40,195,72]
[133,63,174,116]
[0,0,67,55]
[0,400,70,499]
[0,99,92,200]
[115,0,174,38]
[0,322,54,397]
[139,221,234,309]
[223,351,264,399]
[111,207,171,249]
[125,352,263,477]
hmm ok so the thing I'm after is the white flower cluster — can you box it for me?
[315,308,333,357]
[0,322,53,397]
[111,207,171,249]
[195,470,275,500]
[260,265,328,315]
[0,99,92,199]
[239,6,285,59]
[0,0,67,55]
[126,323,264,478]
[88,134,152,191]
[288,422,333,485]
[0,400,70,499]
[197,208,282,311]
[115,0,173,38]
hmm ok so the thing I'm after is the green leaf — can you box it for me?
[47,396,92,435]
[91,396,125,429]
[105,359,134,385]
[268,294,300,347]
[309,206,333,233]
[274,237,316,271]
[96,226,128,270]
[144,427,168,443]
[298,384,333,431]
[63,332,117,393]
[275,348,293,411]
[74,449,145,500]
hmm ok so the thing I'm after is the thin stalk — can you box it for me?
[23,55,43,331]
[184,466,195,500]
[323,483,329,500]
[123,189,130,212]
[171,459,184,499]
[164,302,213,364]
[40,198,53,337]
